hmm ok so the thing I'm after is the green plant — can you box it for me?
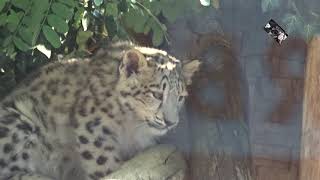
[0,0,211,59]
[0,0,213,97]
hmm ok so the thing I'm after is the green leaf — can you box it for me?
[57,0,75,7]
[47,14,69,34]
[30,0,50,45]
[11,0,31,11]
[161,2,181,23]
[281,13,303,34]
[143,19,152,35]
[2,36,12,47]
[0,14,7,26]
[0,0,8,12]
[152,26,164,46]
[36,44,51,58]
[18,27,33,45]
[76,30,93,45]
[133,14,147,33]
[7,11,23,32]
[94,0,103,6]
[105,15,118,38]
[6,44,17,59]
[105,2,118,16]
[51,3,74,20]
[123,8,143,29]
[261,0,280,13]
[149,1,161,16]
[200,0,210,6]
[13,36,30,52]
[42,25,61,48]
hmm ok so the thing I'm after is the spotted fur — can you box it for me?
[0,41,200,180]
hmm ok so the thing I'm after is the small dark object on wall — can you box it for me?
[264,19,288,44]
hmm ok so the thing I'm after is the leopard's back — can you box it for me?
[0,41,201,180]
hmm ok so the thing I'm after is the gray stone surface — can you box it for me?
[105,145,186,180]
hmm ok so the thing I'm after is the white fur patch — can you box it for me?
[134,47,168,56]
[157,61,177,70]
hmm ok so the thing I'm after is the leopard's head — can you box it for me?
[116,44,200,135]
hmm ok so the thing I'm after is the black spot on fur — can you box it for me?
[11,133,19,143]
[81,151,93,160]
[0,114,18,125]
[62,78,71,85]
[104,91,112,97]
[124,102,134,111]
[100,107,108,114]
[0,126,9,138]
[94,171,105,178]
[96,155,108,165]
[107,112,114,119]
[105,169,112,175]
[89,174,98,180]
[149,84,159,88]
[120,91,130,97]
[90,107,95,114]
[10,166,20,172]
[62,156,71,162]
[22,152,29,160]
[41,92,51,105]
[0,159,7,167]
[102,126,112,135]
[104,146,115,151]
[133,90,141,96]
[10,155,18,161]
[3,143,13,154]
[16,122,33,133]
[114,156,120,163]
[78,136,89,144]
[78,107,87,117]
[94,137,104,148]
[62,89,70,98]
[86,118,101,134]
[65,64,79,74]
[94,98,101,106]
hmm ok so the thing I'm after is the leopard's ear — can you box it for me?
[182,60,201,85]
[119,49,147,77]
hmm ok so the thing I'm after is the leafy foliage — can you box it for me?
[0,0,213,97]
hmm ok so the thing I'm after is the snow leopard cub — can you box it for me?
[0,41,201,180]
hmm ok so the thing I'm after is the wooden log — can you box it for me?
[300,36,320,180]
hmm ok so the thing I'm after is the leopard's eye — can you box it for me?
[152,91,163,100]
